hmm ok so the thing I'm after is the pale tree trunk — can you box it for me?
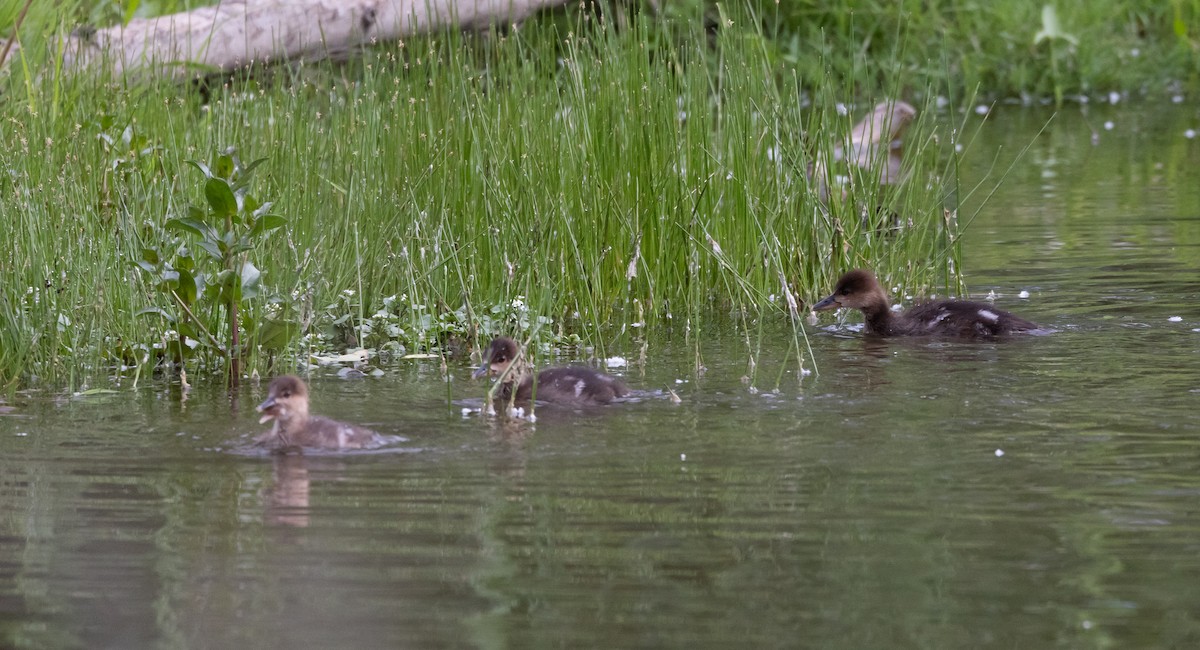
[4,0,571,80]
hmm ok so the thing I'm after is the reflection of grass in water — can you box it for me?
[1,6,966,389]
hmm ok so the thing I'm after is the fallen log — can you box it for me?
[2,0,570,80]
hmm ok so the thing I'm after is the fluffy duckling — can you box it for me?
[256,375,384,450]
[813,269,1038,337]
[473,337,629,405]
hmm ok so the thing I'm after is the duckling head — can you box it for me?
[472,337,530,384]
[813,269,889,312]
[257,375,310,424]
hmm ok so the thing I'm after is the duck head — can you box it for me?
[473,337,528,383]
[813,269,890,312]
[257,375,310,425]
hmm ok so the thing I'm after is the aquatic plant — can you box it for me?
[1,4,968,389]
[1033,5,1080,107]
[132,150,292,384]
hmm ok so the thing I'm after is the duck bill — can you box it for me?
[812,294,842,311]
[257,396,278,423]
[472,361,491,380]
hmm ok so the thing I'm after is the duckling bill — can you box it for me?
[256,375,388,451]
[473,337,629,405]
[813,269,1038,337]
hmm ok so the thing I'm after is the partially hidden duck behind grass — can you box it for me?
[473,336,629,405]
[813,269,1039,337]
[256,375,395,451]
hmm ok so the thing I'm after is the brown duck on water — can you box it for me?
[256,375,390,451]
[813,270,1039,338]
[473,337,629,405]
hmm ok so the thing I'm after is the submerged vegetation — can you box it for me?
[2,0,1134,389]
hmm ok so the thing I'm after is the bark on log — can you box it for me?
[810,100,917,203]
[4,0,571,80]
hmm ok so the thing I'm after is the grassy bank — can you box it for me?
[4,1,1197,101]
[0,6,969,389]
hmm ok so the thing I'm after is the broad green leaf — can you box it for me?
[229,239,253,256]
[215,154,235,180]
[204,178,237,216]
[140,248,159,264]
[241,157,269,179]
[175,248,194,271]
[252,201,275,218]
[186,159,213,178]
[249,214,287,238]
[165,216,217,240]
[242,193,261,215]
[122,0,140,26]
[1034,5,1078,46]
[216,268,239,303]
[256,318,299,351]
[176,321,199,340]
[175,268,198,306]
[196,239,222,260]
[240,261,262,299]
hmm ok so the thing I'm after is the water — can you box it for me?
[3,105,1200,649]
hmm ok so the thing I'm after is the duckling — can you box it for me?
[813,269,1038,337]
[256,375,385,451]
[473,337,629,405]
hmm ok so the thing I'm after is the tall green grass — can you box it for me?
[0,7,965,389]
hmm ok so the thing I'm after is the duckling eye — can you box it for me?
[281,390,291,397]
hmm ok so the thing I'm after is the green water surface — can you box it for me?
[2,105,1199,649]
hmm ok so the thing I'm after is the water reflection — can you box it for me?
[265,455,311,528]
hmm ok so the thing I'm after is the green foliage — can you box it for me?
[132,150,294,379]
[1033,5,1079,106]
[2,4,978,388]
[683,0,1198,101]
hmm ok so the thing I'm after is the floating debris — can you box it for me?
[995,449,1005,457]
[1168,316,1183,322]
[1018,290,1031,298]
[311,349,369,365]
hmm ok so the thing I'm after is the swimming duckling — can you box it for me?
[473,337,629,405]
[813,269,1038,337]
[256,375,385,451]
